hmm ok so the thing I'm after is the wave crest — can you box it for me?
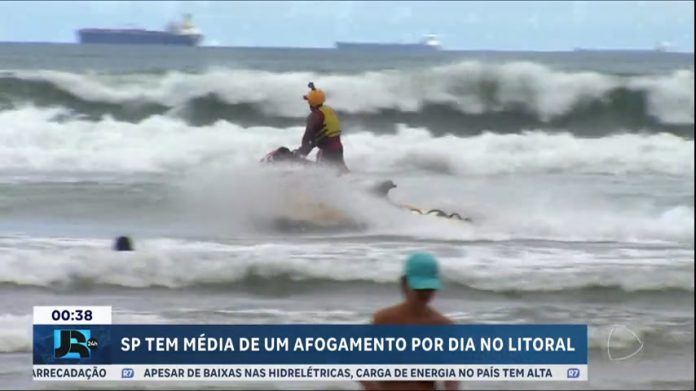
[0,108,692,177]
[1,61,693,134]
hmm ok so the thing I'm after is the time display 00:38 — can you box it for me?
[51,309,93,322]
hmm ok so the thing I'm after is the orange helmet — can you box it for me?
[303,82,326,107]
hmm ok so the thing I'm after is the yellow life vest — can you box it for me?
[317,105,342,142]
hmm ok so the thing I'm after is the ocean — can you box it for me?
[0,43,693,390]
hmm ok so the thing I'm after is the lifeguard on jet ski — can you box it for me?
[258,82,470,230]
[298,82,349,173]
[261,82,350,172]
[257,82,356,231]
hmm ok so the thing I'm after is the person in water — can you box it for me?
[113,236,133,251]
[294,82,350,173]
[361,252,459,391]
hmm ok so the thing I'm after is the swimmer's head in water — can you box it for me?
[114,236,133,251]
[401,252,441,304]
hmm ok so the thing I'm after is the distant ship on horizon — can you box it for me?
[334,34,442,52]
[77,14,203,46]
[572,41,675,53]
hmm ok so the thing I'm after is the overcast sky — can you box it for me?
[0,1,693,51]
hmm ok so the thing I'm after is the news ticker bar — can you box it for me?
[32,365,588,381]
[35,324,587,365]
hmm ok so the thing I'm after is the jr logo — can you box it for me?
[53,329,97,359]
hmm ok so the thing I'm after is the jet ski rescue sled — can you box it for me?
[370,180,472,223]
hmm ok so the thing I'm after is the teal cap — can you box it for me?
[404,252,442,290]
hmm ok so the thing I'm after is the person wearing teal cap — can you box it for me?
[361,252,458,391]
[404,251,443,291]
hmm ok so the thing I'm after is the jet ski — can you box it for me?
[260,146,320,166]
[269,200,365,233]
[259,146,360,231]
[259,147,471,230]
[260,146,395,192]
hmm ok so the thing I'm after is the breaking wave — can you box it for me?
[0,61,693,136]
[0,107,692,178]
[0,236,692,292]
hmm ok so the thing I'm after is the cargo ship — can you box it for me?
[77,14,203,46]
[335,34,442,52]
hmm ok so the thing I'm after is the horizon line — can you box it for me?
[0,40,693,55]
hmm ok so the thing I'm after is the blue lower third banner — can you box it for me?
[33,324,588,381]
